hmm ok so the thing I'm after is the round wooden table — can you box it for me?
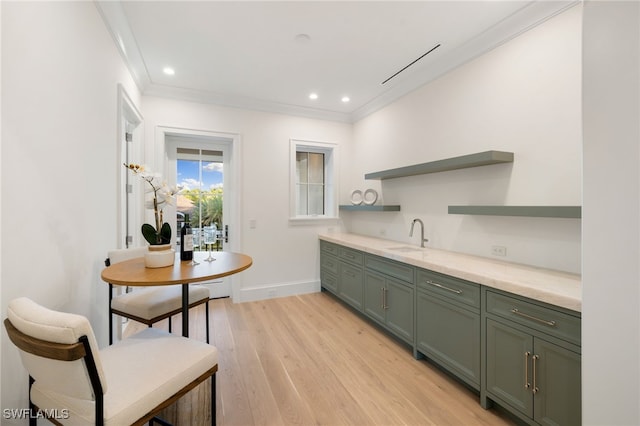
[102,251,252,337]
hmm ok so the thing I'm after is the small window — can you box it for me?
[290,139,338,223]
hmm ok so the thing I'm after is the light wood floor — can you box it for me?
[124,292,515,426]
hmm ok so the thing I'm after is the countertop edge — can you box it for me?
[319,233,581,313]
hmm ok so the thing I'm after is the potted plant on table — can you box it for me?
[124,163,181,267]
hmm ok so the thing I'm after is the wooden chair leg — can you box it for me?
[211,372,216,426]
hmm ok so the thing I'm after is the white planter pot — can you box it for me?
[144,244,175,268]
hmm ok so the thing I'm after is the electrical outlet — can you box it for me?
[491,245,507,257]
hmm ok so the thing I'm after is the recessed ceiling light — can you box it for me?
[341,96,351,103]
[309,93,318,100]
[163,67,175,76]
[295,33,312,43]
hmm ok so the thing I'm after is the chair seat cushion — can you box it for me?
[111,285,210,320]
[31,328,218,425]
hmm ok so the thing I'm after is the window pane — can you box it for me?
[292,140,335,219]
[296,152,308,184]
[177,150,224,251]
[308,153,324,184]
[296,183,308,215]
[308,184,324,215]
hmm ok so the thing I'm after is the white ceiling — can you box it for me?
[97,1,577,123]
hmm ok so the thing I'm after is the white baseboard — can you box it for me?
[235,279,320,303]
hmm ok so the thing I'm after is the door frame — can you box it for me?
[117,85,143,249]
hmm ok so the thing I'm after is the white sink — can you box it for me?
[386,246,423,253]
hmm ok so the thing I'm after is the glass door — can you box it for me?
[166,135,232,298]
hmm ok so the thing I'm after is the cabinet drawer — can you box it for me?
[486,291,581,346]
[365,255,414,284]
[320,240,339,256]
[339,247,364,266]
[320,254,339,275]
[416,269,480,308]
[321,270,338,293]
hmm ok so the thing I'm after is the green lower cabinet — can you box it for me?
[338,262,364,311]
[320,239,581,426]
[486,318,581,425]
[364,270,414,344]
[416,290,480,389]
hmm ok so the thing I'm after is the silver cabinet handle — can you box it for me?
[426,280,462,294]
[524,351,531,389]
[381,287,385,309]
[511,309,557,327]
[532,355,539,394]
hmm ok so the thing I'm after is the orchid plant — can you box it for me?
[124,163,181,245]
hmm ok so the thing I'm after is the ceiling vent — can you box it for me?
[381,43,441,85]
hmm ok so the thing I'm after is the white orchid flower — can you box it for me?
[124,163,181,245]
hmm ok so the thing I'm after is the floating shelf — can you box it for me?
[448,205,582,219]
[339,205,401,212]
[365,150,514,180]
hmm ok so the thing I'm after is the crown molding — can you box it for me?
[96,0,579,124]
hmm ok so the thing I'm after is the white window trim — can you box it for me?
[289,138,339,225]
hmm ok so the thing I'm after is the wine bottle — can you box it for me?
[180,214,194,261]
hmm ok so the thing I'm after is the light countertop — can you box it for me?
[319,232,581,313]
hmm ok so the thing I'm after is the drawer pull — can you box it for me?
[426,280,462,294]
[511,309,557,327]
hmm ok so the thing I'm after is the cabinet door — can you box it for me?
[364,271,386,324]
[416,291,480,388]
[533,339,581,426]
[486,319,534,418]
[385,278,414,344]
[338,262,363,311]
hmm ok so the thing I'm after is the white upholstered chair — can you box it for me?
[4,297,218,425]
[106,247,210,344]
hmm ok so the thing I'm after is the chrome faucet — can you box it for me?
[410,218,428,248]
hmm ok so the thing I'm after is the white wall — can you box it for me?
[345,5,583,274]
[141,96,352,302]
[582,1,640,424]
[1,1,141,419]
